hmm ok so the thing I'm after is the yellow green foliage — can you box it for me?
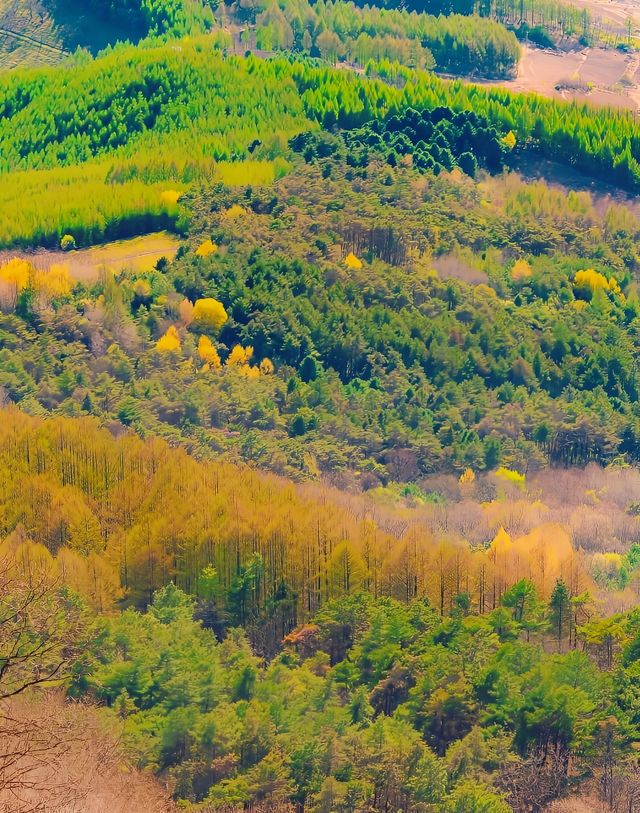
[193,298,228,330]
[495,467,526,489]
[223,204,247,220]
[156,325,181,353]
[0,161,187,249]
[214,159,290,186]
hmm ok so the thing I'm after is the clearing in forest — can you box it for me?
[487,44,638,110]
[0,232,180,282]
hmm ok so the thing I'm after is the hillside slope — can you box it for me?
[0,0,140,69]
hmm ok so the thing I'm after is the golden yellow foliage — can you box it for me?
[510,259,532,282]
[198,335,221,369]
[489,526,512,555]
[459,468,475,485]
[501,131,516,150]
[192,298,228,330]
[37,264,72,298]
[0,410,614,614]
[227,344,254,366]
[156,325,181,353]
[259,358,275,375]
[160,189,182,206]
[344,252,363,270]
[0,258,72,301]
[239,364,261,379]
[0,257,31,291]
[223,204,246,219]
[195,239,218,258]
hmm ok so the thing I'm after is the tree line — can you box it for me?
[240,0,520,77]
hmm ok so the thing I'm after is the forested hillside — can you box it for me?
[2,1,640,811]
[2,410,640,809]
[3,151,640,481]
[0,32,639,255]
[239,0,521,76]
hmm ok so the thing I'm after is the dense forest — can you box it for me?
[3,151,640,480]
[2,411,640,810]
[0,32,638,254]
[0,33,639,255]
[2,0,640,810]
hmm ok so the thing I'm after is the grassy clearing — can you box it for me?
[0,231,180,282]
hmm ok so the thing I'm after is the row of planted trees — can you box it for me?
[0,409,634,657]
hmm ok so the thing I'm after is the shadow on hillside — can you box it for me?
[42,0,146,54]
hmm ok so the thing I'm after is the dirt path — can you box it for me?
[0,24,68,55]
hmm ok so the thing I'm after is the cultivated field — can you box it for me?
[487,44,640,111]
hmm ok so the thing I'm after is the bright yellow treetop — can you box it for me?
[198,335,221,369]
[0,257,31,291]
[156,325,181,353]
[501,131,516,150]
[160,189,182,206]
[574,269,621,297]
[227,345,254,366]
[196,239,218,258]
[193,298,228,330]
[344,252,363,270]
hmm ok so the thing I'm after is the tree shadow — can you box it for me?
[41,0,146,54]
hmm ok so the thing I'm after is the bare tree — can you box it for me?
[498,747,570,812]
[0,694,176,813]
[0,551,85,807]
[0,552,84,701]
